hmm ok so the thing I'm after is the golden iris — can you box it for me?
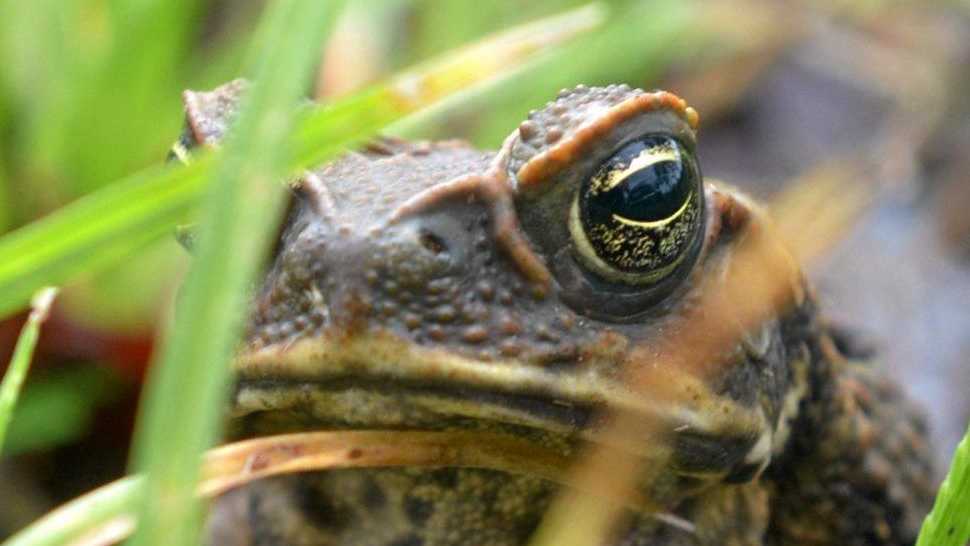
[573,135,702,283]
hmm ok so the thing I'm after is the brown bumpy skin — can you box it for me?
[766,322,937,546]
[179,82,938,546]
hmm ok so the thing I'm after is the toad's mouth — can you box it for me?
[230,331,747,446]
[233,374,596,435]
[231,331,633,438]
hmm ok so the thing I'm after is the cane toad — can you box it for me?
[174,81,937,545]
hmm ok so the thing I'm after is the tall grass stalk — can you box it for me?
[0,4,606,320]
[0,5,606,544]
[1,477,141,546]
[916,424,970,546]
[0,287,57,450]
[126,2,347,545]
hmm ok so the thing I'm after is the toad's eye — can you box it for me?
[570,135,704,285]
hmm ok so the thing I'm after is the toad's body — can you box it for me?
[177,82,936,545]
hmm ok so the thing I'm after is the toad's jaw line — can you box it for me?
[232,332,765,447]
[233,375,596,438]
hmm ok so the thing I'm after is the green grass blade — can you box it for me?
[49,0,203,196]
[126,2,347,545]
[293,2,607,169]
[916,423,970,546]
[396,0,695,147]
[0,160,210,318]
[0,287,58,450]
[0,3,605,321]
[2,365,123,456]
[1,6,609,544]
[1,477,142,546]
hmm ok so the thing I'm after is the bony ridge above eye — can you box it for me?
[505,86,705,319]
[569,134,704,286]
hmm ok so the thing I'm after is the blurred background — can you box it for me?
[1,0,968,537]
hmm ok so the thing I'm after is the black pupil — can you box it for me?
[587,136,692,223]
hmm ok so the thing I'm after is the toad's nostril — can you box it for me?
[419,230,449,255]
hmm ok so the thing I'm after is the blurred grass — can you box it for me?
[0,0,184,330]
[0,158,210,318]
[916,424,970,546]
[2,477,142,546]
[0,3,613,545]
[2,365,122,456]
[34,0,201,198]
[128,2,347,544]
[0,0,711,328]
[0,288,57,451]
[393,0,701,146]
[0,1,626,320]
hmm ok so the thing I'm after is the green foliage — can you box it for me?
[0,160,209,318]
[0,0,694,327]
[390,0,698,147]
[2,365,122,456]
[0,288,57,451]
[1,2,613,544]
[916,423,970,546]
[0,1,613,320]
[127,2,348,544]
[2,477,143,546]
[38,0,201,197]
[0,0,267,328]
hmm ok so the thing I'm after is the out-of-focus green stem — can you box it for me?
[126,2,347,546]
[1,477,141,546]
[0,3,606,320]
[0,287,57,450]
[916,422,970,546]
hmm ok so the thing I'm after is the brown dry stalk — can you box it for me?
[383,4,605,112]
[770,158,872,264]
[69,517,134,546]
[530,220,797,545]
[66,429,640,546]
[200,430,578,497]
[529,171,870,546]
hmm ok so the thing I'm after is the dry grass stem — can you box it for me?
[383,4,606,111]
[529,174,871,545]
[199,430,575,497]
[67,517,134,546]
[34,428,652,546]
